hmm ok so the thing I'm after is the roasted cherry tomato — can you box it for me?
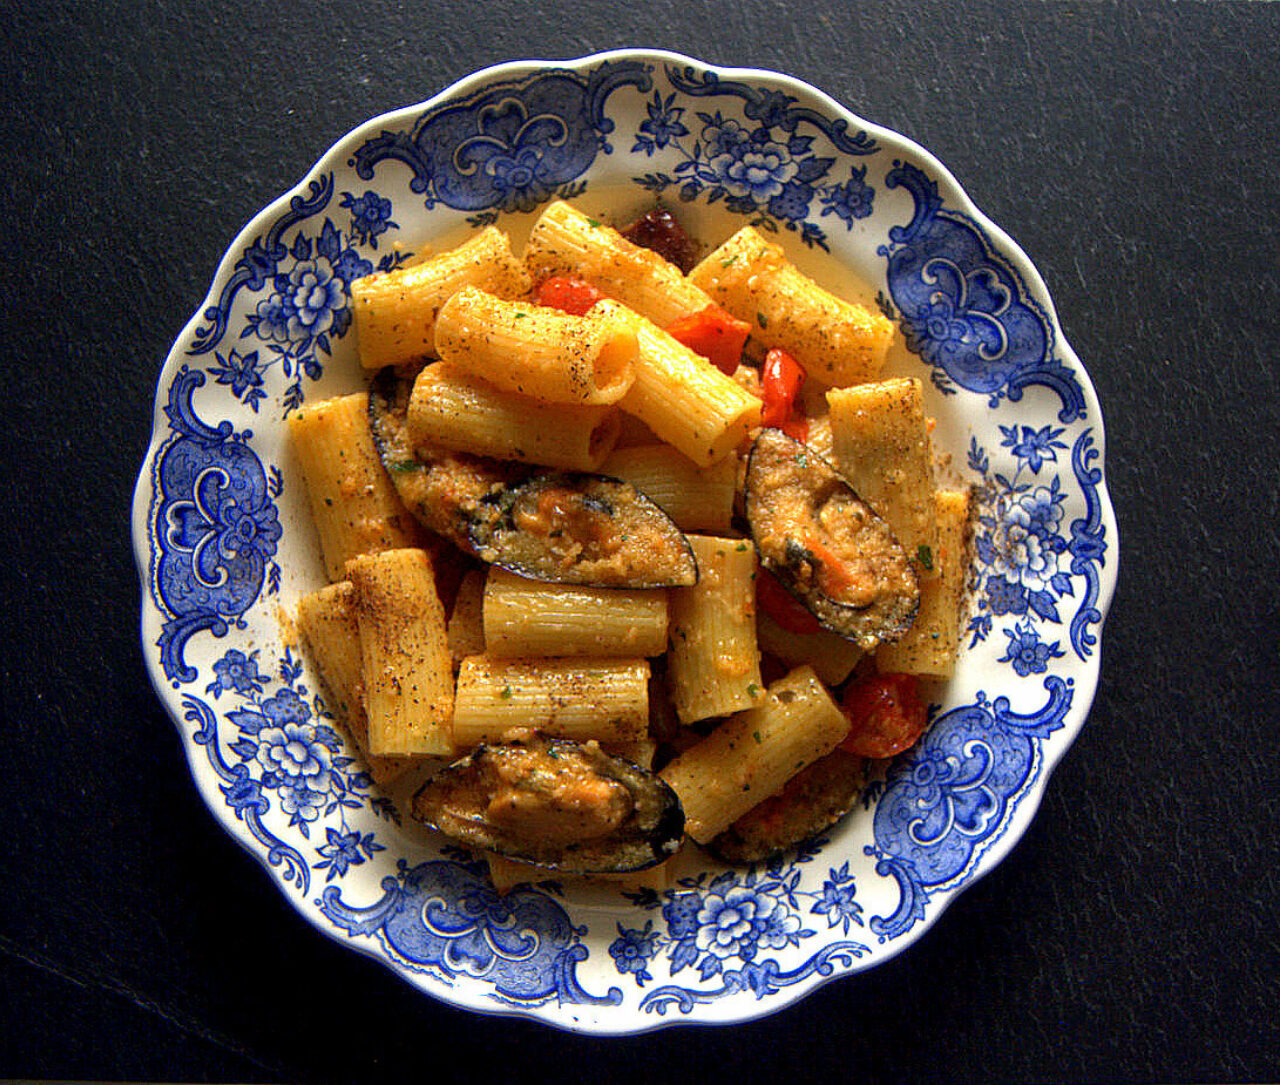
[761,348,808,442]
[838,673,928,759]
[665,304,752,374]
[534,275,604,316]
[756,567,822,635]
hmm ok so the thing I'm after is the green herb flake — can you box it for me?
[586,217,602,228]
[735,542,748,552]
[747,682,761,698]
[917,544,935,571]
[500,685,513,700]
[388,459,421,473]
[756,311,768,328]
[721,254,738,268]
[794,453,808,468]
[514,311,528,319]
[752,730,762,744]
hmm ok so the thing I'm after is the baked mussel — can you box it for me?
[368,367,698,588]
[412,732,685,874]
[745,427,919,648]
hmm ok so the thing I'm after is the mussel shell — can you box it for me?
[369,368,698,589]
[412,734,685,874]
[745,427,919,648]
[468,472,698,588]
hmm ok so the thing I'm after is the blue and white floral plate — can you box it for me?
[132,50,1117,1033]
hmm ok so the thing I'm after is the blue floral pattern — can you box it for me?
[608,860,870,1014]
[137,53,1114,1032]
[319,856,620,1008]
[192,643,394,888]
[631,67,879,250]
[967,427,1108,667]
[879,161,1088,421]
[867,678,1073,941]
[189,179,407,416]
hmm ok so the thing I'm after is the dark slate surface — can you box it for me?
[3,1,1278,1081]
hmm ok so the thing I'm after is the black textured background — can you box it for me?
[3,2,1278,1081]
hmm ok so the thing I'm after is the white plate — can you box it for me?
[132,49,1117,1033]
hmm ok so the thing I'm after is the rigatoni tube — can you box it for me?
[688,225,893,387]
[523,200,712,328]
[659,665,851,844]
[407,361,621,471]
[875,488,971,677]
[451,656,650,748]
[295,582,417,785]
[346,548,454,757]
[667,535,763,725]
[288,393,422,582]
[825,377,939,569]
[482,567,669,659]
[351,225,530,369]
[434,286,636,405]
[593,299,762,467]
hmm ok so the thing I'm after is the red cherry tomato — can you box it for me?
[756,567,822,635]
[839,673,928,758]
[761,348,809,442]
[534,275,604,316]
[665,304,752,374]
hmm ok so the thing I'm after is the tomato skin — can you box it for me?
[534,275,604,316]
[665,304,752,374]
[756,567,822,635]
[838,673,928,758]
[761,348,808,442]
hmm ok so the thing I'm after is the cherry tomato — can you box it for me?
[761,348,808,442]
[756,567,822,635]
[665,304,752,374]
[839,673,928,758]
[534,275,604,316]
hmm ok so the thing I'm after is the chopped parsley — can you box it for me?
[917,544,935,571]
[756,311,768,328]
[500,685,513,700]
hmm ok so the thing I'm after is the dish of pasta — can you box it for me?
[289,198,973,880]
[134,51,1114,1031]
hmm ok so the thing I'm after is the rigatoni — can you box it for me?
[667,535,763,724]
[288,393,422,582]
[434,286,636,405]
[347,548,454,757]
[688,225,893,387]
[523,200,712,327]
[825,377,939,569]
[351,225,530,369]
[599,444,737,534]
[483,568,669,659]
[876,488,971,676]
[295,582,415,785]
[446,568,486,667]
[659,666,851,844]
[451,656,649,747]
[594,299,762,466]
[406,361,621,471]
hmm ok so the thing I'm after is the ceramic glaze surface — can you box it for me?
[133,51,1117,1033]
